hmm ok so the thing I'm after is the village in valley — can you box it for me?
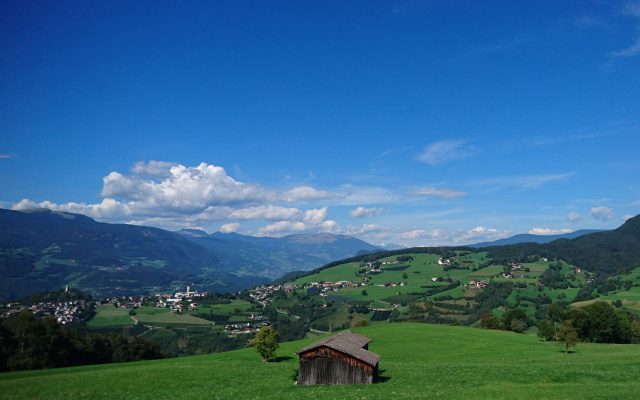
[1,249,593,339]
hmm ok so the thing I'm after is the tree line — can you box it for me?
[0,310,164,372]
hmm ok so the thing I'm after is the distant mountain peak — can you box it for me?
[470,229,604,248]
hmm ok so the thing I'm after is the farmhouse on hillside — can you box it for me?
[296,331,380,385]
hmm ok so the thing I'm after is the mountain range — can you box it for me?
[469,229,603,247]
[0,208,379,301]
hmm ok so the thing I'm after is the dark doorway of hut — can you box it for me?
[295,331,384,385]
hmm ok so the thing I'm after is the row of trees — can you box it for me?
[0,311,164,371]
[537,301,640,344]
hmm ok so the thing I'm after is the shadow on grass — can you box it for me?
[376,369,391,384]
[557,350,577,354]
[274,356,294,362]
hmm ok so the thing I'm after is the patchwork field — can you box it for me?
[133,312,212,327]
[1,323,639,399]
[573,286,640,314]
[88,304,212,329]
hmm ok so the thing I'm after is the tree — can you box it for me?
[251,326,278,362]
[537,319,555,341]
[479,313,502,330]
[556,320,578,354]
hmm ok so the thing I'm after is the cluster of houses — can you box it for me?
[153,286,207,313]
[374,281,406,288]
[103,295,145,309]
[308,281,365,297]
[224,315,269,335]
[1,299,90,325]
[248,283,300,306]
[466,280,489,289]
[437,257,452,266]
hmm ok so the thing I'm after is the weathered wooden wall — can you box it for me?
[297,347,376,385]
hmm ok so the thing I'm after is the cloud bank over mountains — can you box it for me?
[10,158,628,246]
[13,161,338,236]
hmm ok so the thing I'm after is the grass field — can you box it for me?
[1,322,639,399]
[86,304,133,328]
[572,286,640,314]
[134,312,212,327]
[294,253,487,304]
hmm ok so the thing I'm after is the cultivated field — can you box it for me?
[86,304,133,328]
[1,323,639,399]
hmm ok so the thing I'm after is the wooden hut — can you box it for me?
[296,331,380,385]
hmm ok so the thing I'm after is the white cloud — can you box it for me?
[590,206,615,221]
[284,186,331,202]
[13,198,131,220]
[350,206,384,218]
[131,160,176,177]
[12,198,38,210]
[411,187,467,199]
[454,226,511,244]
[607,2,640,61]
[528,228,573,236]
[321,220,340,233]
[229,205,301,221]
[0,153,15,159]
[255,207,334,236]
[304,207,329,224]
[472,172,574,190]
[220,223,240,233]
[566,211,582,223]
[259,221,307,235]
[417,140,478,166]
[336,185,399,205]
[11,161,337,235]
[609,38,640,59]
[400,229,427,240]
[624,214,634,221]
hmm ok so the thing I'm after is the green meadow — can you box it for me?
[133,312,211,327]
[2,322,639,399]
[86,304,133,328]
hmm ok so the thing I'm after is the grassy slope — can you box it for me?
[1,323,639,399]
[293,252,579,309]
[86,304,133,328]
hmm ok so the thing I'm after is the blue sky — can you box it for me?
[1,0,639,246]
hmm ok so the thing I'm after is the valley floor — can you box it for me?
[1,323,639,399]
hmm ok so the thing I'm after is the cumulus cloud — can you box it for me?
[591,206,615,221]
[350,206,384,218]
[320,220,340,233]
[417,140,478,166]
[259,221,307,235]
[566,211,582,223]
[454,226,511,244]
[528,228,573,235]
[220,223,240,233]
[131,160,176,177]
[411,187,467,199]
[11,161,337,235]
[304,207,329,224]
[13,198,131,220]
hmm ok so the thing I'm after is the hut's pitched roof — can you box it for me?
[297,331,380,366]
